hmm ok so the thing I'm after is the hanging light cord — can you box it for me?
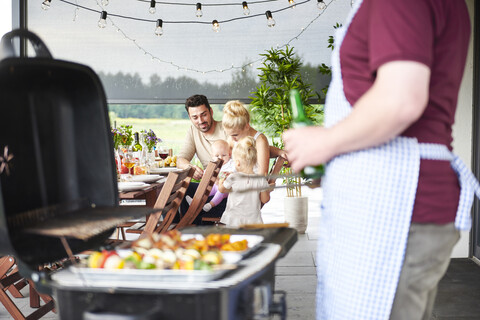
[51,0,336,74]
[137,0,282,6]
[59,0,311,24]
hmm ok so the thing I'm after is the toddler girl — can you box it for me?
[218,136,271,228]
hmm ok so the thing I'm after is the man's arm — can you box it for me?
[177,127,204,179]
[283,61,431,172]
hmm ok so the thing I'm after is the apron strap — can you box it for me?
[419,143,478,230]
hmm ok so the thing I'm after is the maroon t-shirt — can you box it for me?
[340,0,470,224]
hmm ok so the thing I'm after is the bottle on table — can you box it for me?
[133,132,143,152]
[289,89,325,179]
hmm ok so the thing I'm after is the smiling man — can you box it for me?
[177,94,227,180]
[176,94,230,223]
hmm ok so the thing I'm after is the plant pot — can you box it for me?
[284,196,308,234]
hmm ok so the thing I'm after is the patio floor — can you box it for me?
[1,187,479,319]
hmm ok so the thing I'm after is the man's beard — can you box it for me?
[198,121,211,132]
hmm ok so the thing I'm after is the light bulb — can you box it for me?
[288,0,296,8]
[212,20,220,32]
[265,11,275,27]
[242,1,250,15]
[102,0,109,6]
[351,0,355,6]
[155,19,163,36]
[98,11,107,28]
[149,0,156,14]
[196,3,203,17]
[317,0,326,10]
[41,0,51,10]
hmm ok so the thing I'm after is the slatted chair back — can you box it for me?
[267,156,286,184]
[0,256,55,320]
[141,166,195,235]
[174,159,223,229]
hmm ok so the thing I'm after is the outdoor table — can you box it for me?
[118,181,165,235]
[118,181,165,207]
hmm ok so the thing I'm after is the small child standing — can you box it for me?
[218,136,271,228]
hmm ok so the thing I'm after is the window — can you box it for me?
[26,0,351,103]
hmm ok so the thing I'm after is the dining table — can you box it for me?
[117,178,166,237]
[118,181,165,207]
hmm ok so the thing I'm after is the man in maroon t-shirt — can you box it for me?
[284,0,471,319]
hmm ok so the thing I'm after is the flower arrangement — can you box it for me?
[111,125,133,149]
[142,129,162,152]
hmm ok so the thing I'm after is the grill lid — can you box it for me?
[0,29,152,271]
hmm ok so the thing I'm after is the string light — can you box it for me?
[41,0,51,10]
[155,19,163,35]
[102,0,109,6]
[317,0,326,9]
[56,0,313,27]
[212,19,220,32]
[98,11,107,28]
[196,3,203,17]
[265,10,275,27]
[288,0,296,9]
[149,0,156,14]
[242,1,250,15]
[49,0,335,74]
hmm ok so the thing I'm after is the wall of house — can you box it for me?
[451,0,475,258]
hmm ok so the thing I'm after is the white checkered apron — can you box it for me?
[317,1,478,319]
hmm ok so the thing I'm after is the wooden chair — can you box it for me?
[175,159,223,229]
[0,256,55,320]
[0,264,26,299]
[267,156,287,184]
[142,166,195,235]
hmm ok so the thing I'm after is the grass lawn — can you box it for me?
[112,118,191,154]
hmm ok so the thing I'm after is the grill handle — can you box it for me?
[83,309,162,320]
[0,29,53,60]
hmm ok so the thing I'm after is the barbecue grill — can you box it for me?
[0,30,297,319]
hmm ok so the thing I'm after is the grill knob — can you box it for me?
[270,290,287,320]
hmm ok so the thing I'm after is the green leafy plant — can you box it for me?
[115,124,133,148]
[318,23,342,99]
[250,46,321,150]
[250,46,322,197]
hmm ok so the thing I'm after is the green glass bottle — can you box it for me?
[133,132,143,152]
[289,89,325,179]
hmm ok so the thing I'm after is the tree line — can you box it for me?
[102,62,330,120]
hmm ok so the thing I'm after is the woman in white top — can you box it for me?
[222,100,270,176]
[218,136,270,228]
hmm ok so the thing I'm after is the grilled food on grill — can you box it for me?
[85,230,249,271]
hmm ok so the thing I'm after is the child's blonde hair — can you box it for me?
[232,136,257,168]
[222,100,250,130]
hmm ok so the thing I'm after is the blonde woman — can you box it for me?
[222,100,270,176]
[218,136,270,228]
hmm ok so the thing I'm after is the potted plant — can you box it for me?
[250,46,323,233]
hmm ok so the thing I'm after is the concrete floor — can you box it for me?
[0,186,320,320]
[1,186,479,319]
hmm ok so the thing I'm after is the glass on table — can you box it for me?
[157,146,169,160]
[123,150,136,176]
